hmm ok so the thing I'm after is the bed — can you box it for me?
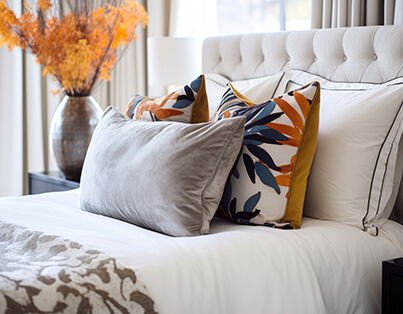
[1,25,403,314]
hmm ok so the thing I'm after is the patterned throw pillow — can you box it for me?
[212,83,256,121]
[125,75,209,123]
[216,81,320,229]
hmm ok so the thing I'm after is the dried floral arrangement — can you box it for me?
[0,0,148,96]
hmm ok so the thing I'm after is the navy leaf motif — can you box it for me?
[220,88,236,105]
[233,167,240,179]
[247,145,281,171]
[229,198,237,218]
[252,101,276,122]
[221,181,232,212]
[244,192,261,212]
[231,150,242,179]
[244,134,281,145]
[246,112,284,130]
[173,99,193,109]
[222,102,247,113]
[259,128,289,141]
[235,103,266,123]
[233,210,261,223]
[255,162,281,194]
[283,224,294,229]
[243,139,263,146]
[190,76,202,92]
[174,85,196,109]
[243,153,255,183]
[184,85,195,99]
[247,125,270,134]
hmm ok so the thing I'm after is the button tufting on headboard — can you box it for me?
[202,25,403,83]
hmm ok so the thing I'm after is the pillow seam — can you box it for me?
[269,71,285,98]
[200,117,244,231]
[363,99,403,230]
[287,69,403,85]
[374,120,403,220]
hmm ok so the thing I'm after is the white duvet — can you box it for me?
[0,190,402,314]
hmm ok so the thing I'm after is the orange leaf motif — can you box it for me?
[266,122,301,141]
[274,97,304,132]
[278,162,294,174]
[275,174,290,187]
[135,95,184,120]
[293,90,310,120]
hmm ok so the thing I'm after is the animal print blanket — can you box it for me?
[0,221,158,314]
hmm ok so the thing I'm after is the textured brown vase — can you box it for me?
[50,96,102,182]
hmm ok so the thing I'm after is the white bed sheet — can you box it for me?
[0,190,402,314]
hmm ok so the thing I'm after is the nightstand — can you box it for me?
[28,171,80,195]
[382,257,403,314]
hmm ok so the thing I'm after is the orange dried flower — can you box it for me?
[38,0,52,11]
[0,0,148,96]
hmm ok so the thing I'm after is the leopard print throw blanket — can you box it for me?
[0,221,158,314]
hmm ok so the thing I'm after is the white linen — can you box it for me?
[0,190,402,314]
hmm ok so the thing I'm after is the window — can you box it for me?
[170,0,310,38]
[216,0,310,35]
[285,0,311,31]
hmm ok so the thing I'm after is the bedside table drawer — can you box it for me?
[28,171,80,195]
[382,257,403,314]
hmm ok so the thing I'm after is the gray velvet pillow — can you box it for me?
[79,107,245,237]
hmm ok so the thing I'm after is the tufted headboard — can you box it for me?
[202,25,403,84]
[202,25,403,224]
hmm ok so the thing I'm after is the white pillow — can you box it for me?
[205,73,229,120]
[285,70,403,234]
[283,70,403,93]
[205,72,284,121]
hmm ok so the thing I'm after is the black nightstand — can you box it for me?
[382,257,403,314]
[28,171,80,195]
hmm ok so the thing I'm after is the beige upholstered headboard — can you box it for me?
[202,25,403,84]
[202,25,403,224]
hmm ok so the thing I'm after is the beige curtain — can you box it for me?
[311,0,403,28]
[0,0,148,197]
[0,1,60,197]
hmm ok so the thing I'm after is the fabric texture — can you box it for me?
[80,107,245,237]
[2,190,403,314]
[0,221,157,314]
[202,26,403,84]
[125,75,209,123]
[216,81,320,229]
[0,190,403,314]
[284,71,403,234]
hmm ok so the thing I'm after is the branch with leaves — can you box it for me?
[0,0,148,96]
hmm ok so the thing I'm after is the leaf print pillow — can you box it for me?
[125,75,209,123]
[216,81,320,229]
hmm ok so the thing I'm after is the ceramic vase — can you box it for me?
[50,95,102,182]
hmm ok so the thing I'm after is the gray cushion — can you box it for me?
[79,107,245,237]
